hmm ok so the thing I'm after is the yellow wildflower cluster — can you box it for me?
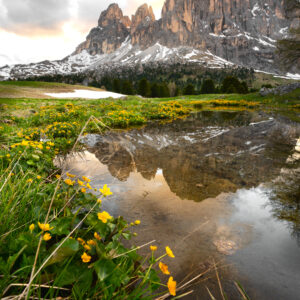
[10,140,48,151]
[28,222,54,241]
[148,245,177,296]
[201,99,260,108]
[44,121,79,138]
[148,101,191,120]
[107,110,146,127]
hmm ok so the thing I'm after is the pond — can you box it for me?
[64,110,300,299]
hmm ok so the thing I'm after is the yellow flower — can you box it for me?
[6,154,10,158]
[159,262,170,275]
[29,224,35,232]
[134,220,141,225]
[150,245,157,251]
[27,179,33,183]
[64,178,74,186]
[84,244,91,251]
[55,174,61,179]
[81,252,91,263]
[38,222,54,231]
[37,175,42,180]
[66,172,76,178]
[37,144,43,150]
[77,237,85,245]
[21,140,29,146]
[97,211,113,223]
[99,184,113,197]
[94,232,101,241]
[97,198,102,205]
[43,232,52,241]
[77,180,85,186]
[167,276,176,296]
[81,188,86,193]
[86,183,92,190]
[87,239,96,246]
[166,246,175,258]
[82,176,91,183]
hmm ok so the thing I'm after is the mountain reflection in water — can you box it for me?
[83,111,300,203]
[65,110,300,300]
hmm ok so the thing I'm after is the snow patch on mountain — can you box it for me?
[0,40,237,80]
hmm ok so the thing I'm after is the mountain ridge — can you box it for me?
[0,0,299,81]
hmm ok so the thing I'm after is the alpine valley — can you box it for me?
[0,0,299,82]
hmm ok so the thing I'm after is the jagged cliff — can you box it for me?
[0,0,297,80]
[75,4,131,55]
[74,0,290,70]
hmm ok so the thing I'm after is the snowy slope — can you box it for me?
[0,38,299,81]
[0,38,235,80]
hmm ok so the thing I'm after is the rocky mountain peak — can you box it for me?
[98,3,131,28]
[2,0,296,80]
[74,3,130,55]
[131,4,155,33]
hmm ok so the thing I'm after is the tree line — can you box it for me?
[93,76,249,97]
[24,73,250,97]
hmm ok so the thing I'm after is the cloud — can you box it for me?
[0,0,164,36]
[0,0,165,66]
[0,0,73,35]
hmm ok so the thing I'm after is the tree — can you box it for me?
[221,76,248,94]
[158,83,170,98]
[151,83,159,98]
[183,84,195,95]
[112,78,121,93]
[222,76,240,93]
[121,80,135,95]
[200,79,215,94]
[137,78,151,97]
[240,81,249,94]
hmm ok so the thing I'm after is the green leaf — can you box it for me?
[149,269,160,291]
[94,259,116,281]
[31,154,40,161]
[46,238,79,266]
[51,217,72,235]
[121,232,131,240]
[8,245,27,273]
[26,160,35,166]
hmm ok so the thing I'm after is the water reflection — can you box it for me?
[67,110,300,299]
[83,111,300,203]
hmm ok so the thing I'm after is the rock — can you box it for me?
[74,0,290,72]
[74,3,130,55]
[213,239,239,255]
[295,146,300,153]
[260,82,300,97]
[259,87,274,97]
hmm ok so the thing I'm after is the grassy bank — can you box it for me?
[1,81,298,299]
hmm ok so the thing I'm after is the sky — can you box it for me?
[0,0,164,66]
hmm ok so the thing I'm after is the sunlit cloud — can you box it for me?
[0,0,165,66]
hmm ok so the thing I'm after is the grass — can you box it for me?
[0,81,104,99]
[0,80,299,299]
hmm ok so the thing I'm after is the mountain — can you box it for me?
[0,0,298,81]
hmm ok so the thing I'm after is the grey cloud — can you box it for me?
[0,0,163,36]
[0,0,73,34]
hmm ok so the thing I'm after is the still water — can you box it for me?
[65,110,300,299]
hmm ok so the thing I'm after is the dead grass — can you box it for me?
[0,81,104,99]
